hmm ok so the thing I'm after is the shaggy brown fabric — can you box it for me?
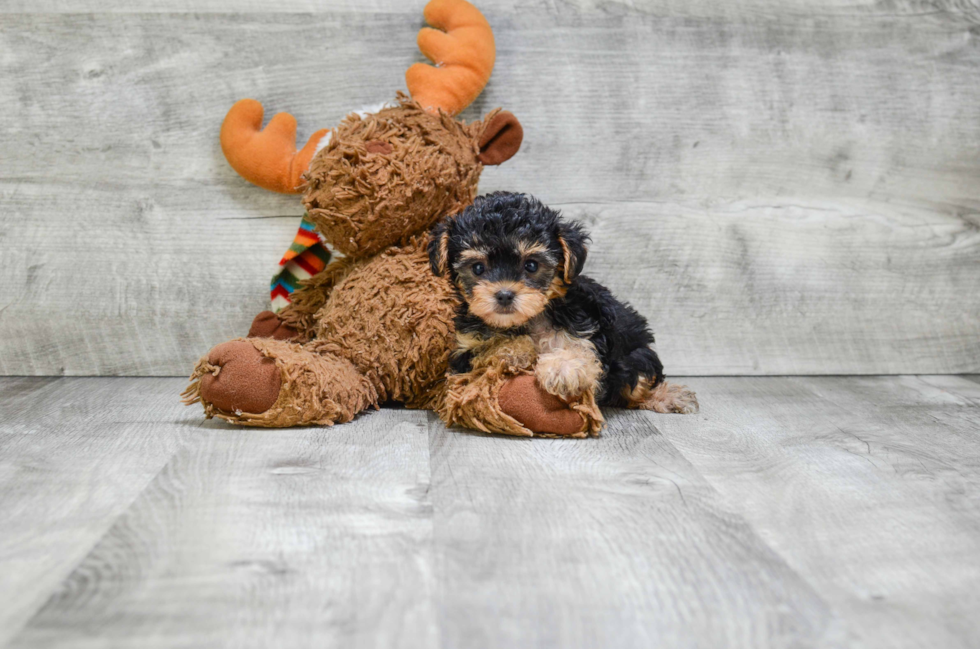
[185,337,378,427]
[365,140,393,154]
[307,236,459,406]
[187,340,281,415]
[277,255,358,338]
[186,237,458,427]
[248,311,300,340]
[498,375,591,437]
[440,335,537,436]
[303,95,484,259]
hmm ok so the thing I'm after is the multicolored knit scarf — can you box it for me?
[270,214,331,313]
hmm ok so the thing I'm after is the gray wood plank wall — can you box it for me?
[1,1,978,376]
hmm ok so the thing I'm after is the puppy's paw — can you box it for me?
[666,384,700,414]
[634,381,699,414]
[535,349,603,401]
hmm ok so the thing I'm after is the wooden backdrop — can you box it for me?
[1,0,978,376]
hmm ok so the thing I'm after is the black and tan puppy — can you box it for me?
[429,191,698,416]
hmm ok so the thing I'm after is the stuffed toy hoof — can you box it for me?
[248,310,300,341]
[498,375,589,437]
[198,340,281,415]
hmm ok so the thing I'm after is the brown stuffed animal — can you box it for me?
[183,0,598,436]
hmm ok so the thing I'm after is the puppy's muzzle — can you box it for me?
[469,280,548,329]
[494,289,516,309]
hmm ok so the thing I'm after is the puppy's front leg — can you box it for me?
[534,337,603,401]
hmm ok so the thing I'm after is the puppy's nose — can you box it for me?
[495,289,516,307]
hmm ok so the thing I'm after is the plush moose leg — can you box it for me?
[183,337,378,427]
[439,336,603,438]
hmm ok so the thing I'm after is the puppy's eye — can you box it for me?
[524,260,539,273]
[472,262,485,276]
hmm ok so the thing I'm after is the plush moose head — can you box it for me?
[218,0,523,258]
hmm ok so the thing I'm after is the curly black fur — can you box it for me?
[429,191,665,406]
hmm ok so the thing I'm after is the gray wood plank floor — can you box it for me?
[2,376,979,648]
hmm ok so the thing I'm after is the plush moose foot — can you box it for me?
[498,375,589,436]
[248,310,300,341]
[199,340,281,415]
[186,337,379,427]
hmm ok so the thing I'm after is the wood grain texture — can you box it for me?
[1,2,979,375]
[4,0,980,21]
[4,376,980,646]
[655,375,980,649]
[566,199,979,375]
[427,409,846,648]
[8,403,436,649]
[0,378,188,647]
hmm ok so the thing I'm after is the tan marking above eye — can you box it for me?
[517,241,550,257]
[458,249,488,263]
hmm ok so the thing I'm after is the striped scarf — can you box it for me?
[270,214,331,313]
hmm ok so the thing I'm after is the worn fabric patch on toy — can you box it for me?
[271,214,331,313]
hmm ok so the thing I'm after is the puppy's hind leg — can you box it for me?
[625,378,699,414]
[621,348,699,414]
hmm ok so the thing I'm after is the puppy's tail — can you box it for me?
[621,348,698,414]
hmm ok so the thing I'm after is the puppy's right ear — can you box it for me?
[428,220,451,276]
[556,219,589,284]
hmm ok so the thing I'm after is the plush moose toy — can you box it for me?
[183,0,599,436]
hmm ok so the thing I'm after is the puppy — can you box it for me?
[428,192,698,416]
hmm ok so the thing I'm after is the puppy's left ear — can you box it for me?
[428,219,451,276]
[478,111,523,165]
[557,220,589,284]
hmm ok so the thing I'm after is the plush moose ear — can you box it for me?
[478,111,523,165]
[428,220,452,276]
[556,219,589,284]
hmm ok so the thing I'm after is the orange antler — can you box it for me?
[406,0,496,115]
[220,99,330,194]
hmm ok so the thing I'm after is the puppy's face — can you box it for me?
[429,193,589,330]
[453,237,559,328]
